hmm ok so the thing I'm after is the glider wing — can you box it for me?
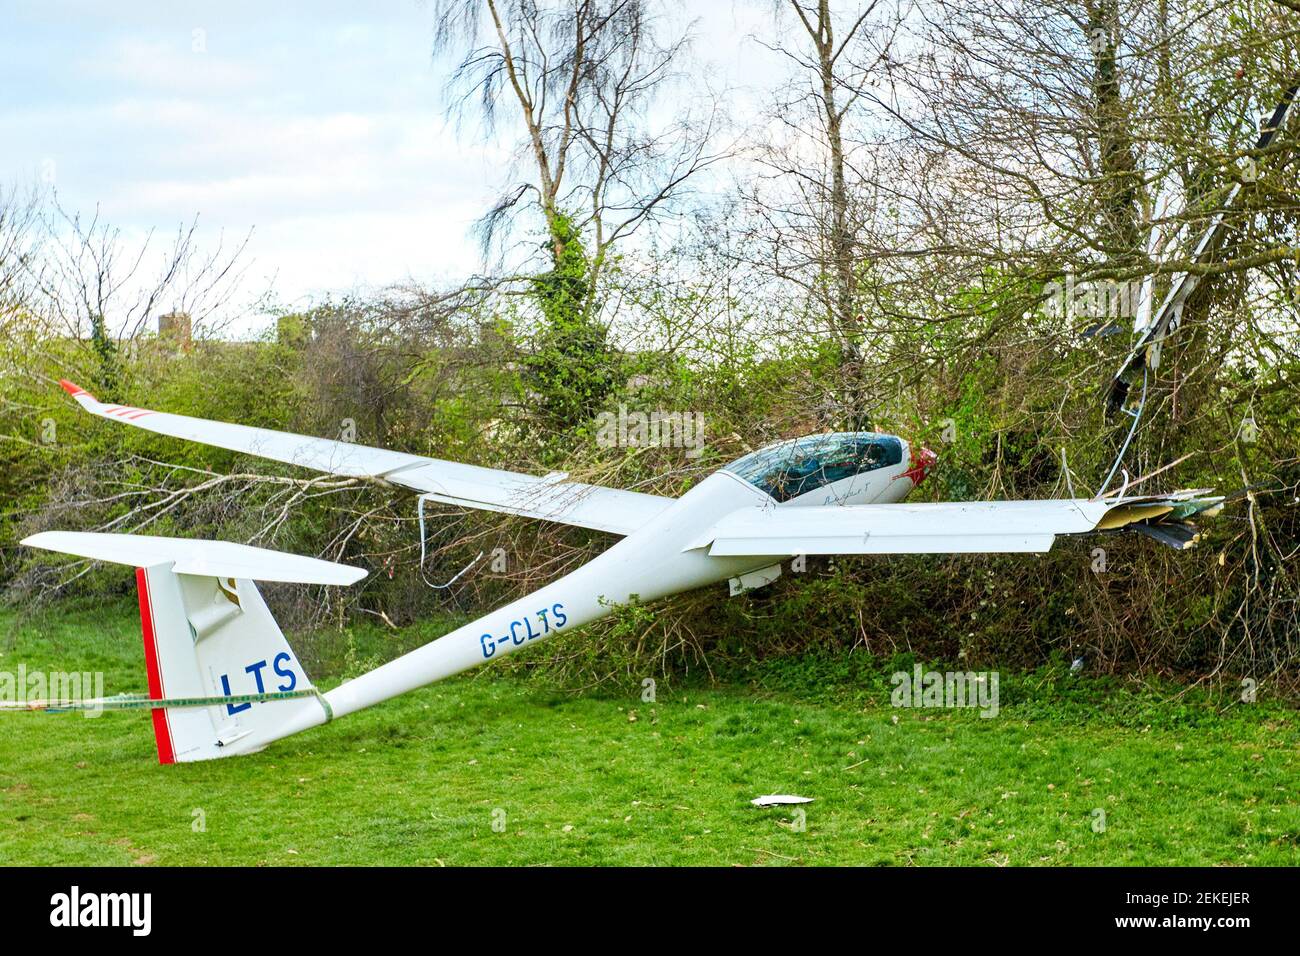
[59,380,672,536]
[1106,83,1298,418]
[691,493,1222,556]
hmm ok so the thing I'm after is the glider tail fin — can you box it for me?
[22,532,364,763]
[133,563,326,763]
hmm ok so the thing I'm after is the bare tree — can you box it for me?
[0,185,43,445]
[740,0,909,427]
[431,0,724,429]
[0,185,38,324]
[828,0,1300,418]
[434,0,720,283]
[24,199,251,399]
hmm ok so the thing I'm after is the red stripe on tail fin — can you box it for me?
[135,567,176,765]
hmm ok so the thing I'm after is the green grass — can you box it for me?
[0,603,1296,866]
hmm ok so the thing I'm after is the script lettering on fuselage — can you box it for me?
[480,603,568,659]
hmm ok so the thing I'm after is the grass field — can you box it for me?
[1,603,1296,866]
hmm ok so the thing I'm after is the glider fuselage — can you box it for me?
[268,440,924,748]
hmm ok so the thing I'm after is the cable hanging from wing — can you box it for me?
[416,493,484,601]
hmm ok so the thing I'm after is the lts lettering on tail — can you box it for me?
[220,651,299,714]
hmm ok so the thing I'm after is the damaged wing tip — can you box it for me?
[1099,490,1225,551]
[1131,520,1201,550]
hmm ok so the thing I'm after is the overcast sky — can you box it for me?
[0,1,783,327]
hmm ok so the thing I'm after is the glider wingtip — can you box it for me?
[58,378,93,400]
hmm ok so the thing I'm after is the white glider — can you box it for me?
[22,380,1221,763]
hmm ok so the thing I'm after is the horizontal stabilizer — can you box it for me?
[21,531,366,585]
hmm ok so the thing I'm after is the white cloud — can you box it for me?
[0,1,794,312]
[84,36,268,95]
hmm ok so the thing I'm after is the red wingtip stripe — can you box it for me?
[135,567,176,766]
[59,378,93,400]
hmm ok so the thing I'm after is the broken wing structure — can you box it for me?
[1107,83,1299,418]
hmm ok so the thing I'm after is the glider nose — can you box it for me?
[903,446,938,486]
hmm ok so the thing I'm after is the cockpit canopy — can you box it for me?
[723,432,904,502]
